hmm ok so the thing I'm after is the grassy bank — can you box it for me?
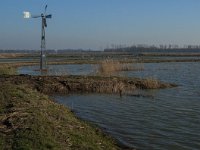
[0,83,119,149]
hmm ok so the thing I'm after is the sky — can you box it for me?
[1,0,200,50]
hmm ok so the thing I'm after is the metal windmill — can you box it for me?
[23,5,52,71]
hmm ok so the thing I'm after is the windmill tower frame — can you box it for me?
[24,5,52,71]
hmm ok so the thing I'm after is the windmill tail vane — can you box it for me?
[23,11,31,19]
[23,6,52,20]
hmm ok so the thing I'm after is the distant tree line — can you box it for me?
[104,44,200,52]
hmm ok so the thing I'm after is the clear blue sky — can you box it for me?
[1,0,200,50]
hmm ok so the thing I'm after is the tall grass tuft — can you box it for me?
[141,77,161,89]
[97,59,129,75]
[97,59,143,76]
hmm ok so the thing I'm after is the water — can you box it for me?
[0,57,74,63]
[51,62,200,150]
[0,58,37,63]
[18,64,96,76]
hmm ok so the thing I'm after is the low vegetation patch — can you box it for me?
[0,75,176,97]
[135,77,167,89]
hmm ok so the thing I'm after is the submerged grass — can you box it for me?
[0,83,119,149]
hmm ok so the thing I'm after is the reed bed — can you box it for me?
[97,59,143,76]
[0,75,176,97]
[141,78,160,89]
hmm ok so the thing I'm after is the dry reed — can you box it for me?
[139,77,161,89]
[97,59,143,76]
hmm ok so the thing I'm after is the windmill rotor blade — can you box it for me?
[44,5,48,14]
[32,15,41,18]
[45,14,52,19]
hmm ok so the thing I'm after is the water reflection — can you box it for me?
[18,64,97,76]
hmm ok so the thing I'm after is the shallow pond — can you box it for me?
[19,62,200,150]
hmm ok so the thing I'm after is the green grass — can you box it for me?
[0,83,119,150]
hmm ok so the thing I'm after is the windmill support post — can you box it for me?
[40,15,47,71]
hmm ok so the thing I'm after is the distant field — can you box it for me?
[140,52,200,57]
[0,53,35,58]
[1,51,200,65]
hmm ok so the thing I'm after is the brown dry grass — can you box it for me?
[135,77,173,89]
[0,53,30,58]
[142,77,160,89]
[97,59,143,76]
